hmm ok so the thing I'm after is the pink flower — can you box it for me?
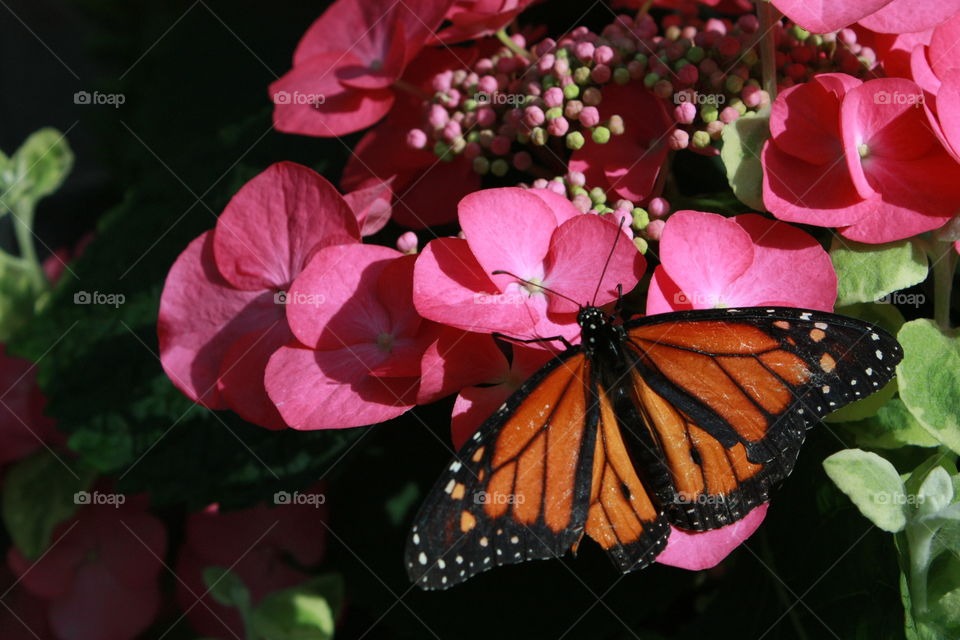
[344,178,393,236]
[341,47,481,228]
[569,84,672,202]
[270,0,454,136]
[656,503,769,570]
[175,490,327,639]
[772,0,960,34]
[646,211,837,315]
[762,74,960,243]
[7,494,166,640]
[0,345,62,467]
[432,0,539,44]
[414,187,646,347]
[158,162,359,429]
[265,246,435,429]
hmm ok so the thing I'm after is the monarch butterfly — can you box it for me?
[405,282,902,589]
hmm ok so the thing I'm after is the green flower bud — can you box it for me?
[633,237,648,254]
[591,126,611,144]
[589,187,607,204]
[472,156,490,175]
[542,74,558,89]
[545,106,563,120]
[565,131,585,150]
[491,158,509,176]
[563,83,581,100]
[632,207,649,230]
[573,66,592,85]
[686,46,705,64]
[790,25,810,41]
[724,74,744,94]
[643,72,660,89]
[530,127,548,146]
[463,99,478,112]
[700,104,719,123]
[691,130,711,148]
[607,115,624,136]
[613,66,631,85]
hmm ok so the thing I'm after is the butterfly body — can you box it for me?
[407,306,902,590]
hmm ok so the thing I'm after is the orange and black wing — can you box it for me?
[406,349,599,589]
[620,306,902,531]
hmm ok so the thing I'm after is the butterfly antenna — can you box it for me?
[591,218,624,306]
[491,270,582,307]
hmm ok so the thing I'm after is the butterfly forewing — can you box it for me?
[406,350,599,590]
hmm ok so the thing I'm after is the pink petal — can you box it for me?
[217,322,293,430]
[459,188,557,292]
[344,178,394,236]
[265,344,416,429]
[859,0,960,34]
[910,44,941,97]
[213,162,359,291]
[413,238,537,335]
[772,0,891,33]
[286,244,401,349]
[769,75,856,165]
[721,215,837,311]
[49,565,160,640]
[334,20,407,89]
[158,233,277,409]
[644,267,694,316]
[658,211,754,308]
[761,141,874,228]
[418,329,506,404]
[269,55,395,137]
[544,214,645,314]
[936,70,960,161]
[928,11,960,80]
[656,503,769,570]
[528,187,582,226]
[391,156,480,228]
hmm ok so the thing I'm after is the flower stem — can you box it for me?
[11,199,46,291]
[496,28,533,60]
[930,240,956,330]
[756,0,781,102]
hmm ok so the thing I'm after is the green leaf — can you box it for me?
[250,574,344,640]
[841,398,939,449]
[897,320,960,455]
[203,566,252,611]
[823,448,907,532]
[1,451,95,558]
[6,128,74,205]
[830,237,928,307]
[917,467,955,519]
[0,252,40,341]
[720,106,770,211]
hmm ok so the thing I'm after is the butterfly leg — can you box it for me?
[492,332,574,350]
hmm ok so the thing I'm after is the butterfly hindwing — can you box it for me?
[406,350,599,590]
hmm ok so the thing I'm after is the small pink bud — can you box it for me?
[719,107,739,124]
[432,70,454,92]
[564,99,583,119]
[668,128,689,150]
[646,219,666,240]
[478,75,498,94]
[463,142,482,159]
[699,58,719,75]
[582,87,602,106]
[532,178,549,189]
[706,120,724,139]
[674,101,696,124]
[839,28,857,45]
[681,26,698,40]
[648,197,670,218]
[591,64,612,84]
[407,128,428,149]
[705,18,727,35]
[737,15,759,33]
[574,41,595,62]
[678,64,698,85]
[547,180,566,195]
[497,56,518,73]
[579,106,600,127]
[512,151,532,171]
[567,171,586,187]
[653,79,674,99]
[475,58,494,73]
[544,87,564,108]
[491,135,511,155]
[442,120,462,141]
[594,45,615,65]
[534,38,556,57]
[476,106,496,127]
[538,54,556,74]
[428,104,449,129]
[397,231,418,254]
[741,84,762,108]
[627,60,646,78]
[572,193,593,212]
[524,105,545,127]
[511,34,526,49]
[547,116,569,136]
[553,57,570,76]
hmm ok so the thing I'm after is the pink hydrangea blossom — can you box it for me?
[270,0,454,136]
[158,162,359,429]
[414,187,646,347]
[7,494,166,640]
[265,246,436,429]
[344,178,394,236]
[569,84,673,203]
[646,211,837,315]
[762,74,960,243]
[175,489,327,638]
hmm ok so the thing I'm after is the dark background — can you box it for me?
[1,1,909,638]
